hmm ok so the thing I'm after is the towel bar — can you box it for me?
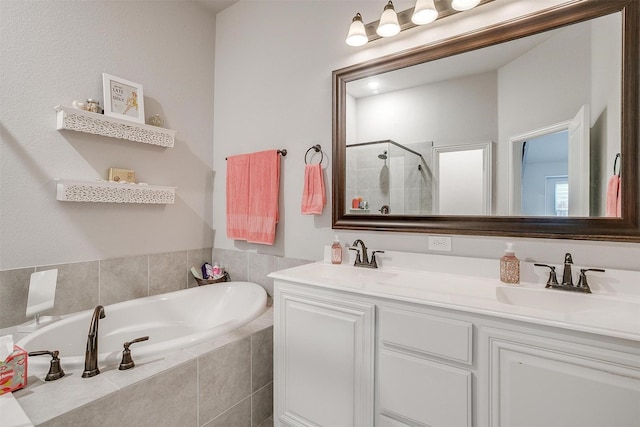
[225,149,287,160]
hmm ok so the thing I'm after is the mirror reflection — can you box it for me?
[345,11,621,217]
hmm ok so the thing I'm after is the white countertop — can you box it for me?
[269,251,640,342]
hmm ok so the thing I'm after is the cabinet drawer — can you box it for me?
[379,307,472,364]
[379,349,472,427]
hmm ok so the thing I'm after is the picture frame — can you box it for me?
[102,73,145,124]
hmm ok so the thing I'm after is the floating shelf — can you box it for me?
[54,105,176,148]
[56,180,176,204]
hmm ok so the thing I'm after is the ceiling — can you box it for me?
[347,27,560,99]
[197,0,238,15]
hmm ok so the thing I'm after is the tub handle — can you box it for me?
[118,336,150,371]
[28,350,65,381]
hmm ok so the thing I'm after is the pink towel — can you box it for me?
[226,154,251,240]
[227,150,280,245]
[301,164,326,215]
[605,175,621,217]
[246,150,280,245]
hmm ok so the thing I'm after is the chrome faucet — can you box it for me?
[82,305,105,378]
[349,239,384,269]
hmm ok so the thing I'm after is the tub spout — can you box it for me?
[82,305,105,378]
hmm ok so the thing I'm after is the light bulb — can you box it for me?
[376,1,400,38]
[346,13,368,46]
[451,0,481,11]
[412,0,438,25]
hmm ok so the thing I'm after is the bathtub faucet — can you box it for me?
[82,305,105,378]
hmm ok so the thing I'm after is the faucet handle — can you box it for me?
[371,250,385,268]
[576,268,605,293]
[534,263,559,288]
[348,247,362,264]
[119,336,149,370]
[28,350,65,381]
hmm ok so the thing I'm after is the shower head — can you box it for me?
[378,151,388,160]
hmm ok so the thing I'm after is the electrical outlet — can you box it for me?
[428,236,452,252]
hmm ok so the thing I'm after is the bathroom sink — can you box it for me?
[297,263,398,287]
[376,271,498,299]
[496,285,640,315]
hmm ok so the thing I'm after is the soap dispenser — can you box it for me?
[500,242,520,284]
[331,235,343,264]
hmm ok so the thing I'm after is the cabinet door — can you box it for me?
[484,328,640,427]
[274,286,375,427]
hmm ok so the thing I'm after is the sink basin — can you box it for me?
[295,263,398,287]
[496,286,640,315]
[376,271,498,299]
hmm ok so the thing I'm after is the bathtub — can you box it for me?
[17,281,268,370]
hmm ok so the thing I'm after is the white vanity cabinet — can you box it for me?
[274,283,375,427]
[481,327,640,427]
[272,264,640,427]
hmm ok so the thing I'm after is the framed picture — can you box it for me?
[102,73,145,124]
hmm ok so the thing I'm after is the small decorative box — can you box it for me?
[108,167,136,183]
[0,345,28,395]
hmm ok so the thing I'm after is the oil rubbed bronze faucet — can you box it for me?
[349,239,385,269]
[82,305,105,378]
[534,253,605,294]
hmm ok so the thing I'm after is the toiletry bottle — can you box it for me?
[212,263,220,277]
[500,243,520,284]
[331,235,343,264]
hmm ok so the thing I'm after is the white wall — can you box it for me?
[497,21,591,215]
[0,1,216,270]
[355,71,498,145]
[590,13,622,216]
[212,0,640,270]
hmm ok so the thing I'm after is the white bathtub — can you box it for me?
[18,281,268,370]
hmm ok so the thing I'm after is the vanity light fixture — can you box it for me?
[377,1,401,38]
[346,13,368,47]
[412,0,438,25]
[451,0,481,11]
[346,0,493,47]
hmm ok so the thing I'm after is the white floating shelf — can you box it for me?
[56,180,176,204]
[54,105,176,148]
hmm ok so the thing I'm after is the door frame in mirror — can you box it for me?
[332,0,639,242]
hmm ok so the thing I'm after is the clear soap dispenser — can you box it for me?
[500,242,520,284]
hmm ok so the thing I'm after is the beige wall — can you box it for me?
[0,1,216,270]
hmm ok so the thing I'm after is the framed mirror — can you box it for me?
[332,0,639,242]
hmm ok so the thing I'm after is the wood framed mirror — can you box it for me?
[332,0,639,242]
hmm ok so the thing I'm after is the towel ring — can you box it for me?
[304,144,323,165]
[614,153,621,176]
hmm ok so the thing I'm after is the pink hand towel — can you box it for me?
[226,154,251,240]
[605,175,621,217]
[301,163,326,215]
[246,150,280,245]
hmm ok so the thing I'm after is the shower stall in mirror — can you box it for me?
[345,140,432,215]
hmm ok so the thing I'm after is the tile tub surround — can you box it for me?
[0,248,212,329]
[13,309,274,427]
[212,247,313,296]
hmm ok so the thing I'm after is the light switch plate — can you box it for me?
[428,236,452,252]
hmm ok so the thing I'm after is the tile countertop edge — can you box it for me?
[0,393,34,427]
[268,263,640,343]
